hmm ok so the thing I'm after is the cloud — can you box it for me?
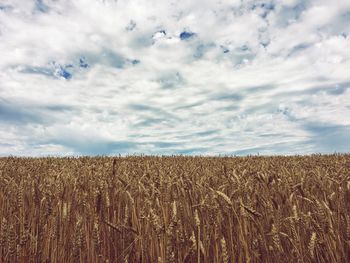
[0,0,349,155]
[0,99,43,124]
[303,122,350,153]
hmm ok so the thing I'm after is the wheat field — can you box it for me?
[0,155,349,262]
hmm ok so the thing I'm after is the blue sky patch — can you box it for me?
[180,31,196,40]
[58,68,72,79]
[131,59,140,65]
[18,62,73,80]
[221,46,230,53]
[51,62,73,79]
[79,58,89,68]
[35,0,49,13]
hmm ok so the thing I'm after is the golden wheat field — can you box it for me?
[0,155,349,263]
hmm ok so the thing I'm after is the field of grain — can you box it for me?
[0,155,349,262]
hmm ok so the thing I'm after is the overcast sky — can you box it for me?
[0,0,349,156]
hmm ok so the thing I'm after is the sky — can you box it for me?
[0,0,349,156]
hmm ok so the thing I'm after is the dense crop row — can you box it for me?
[0,155,349,262]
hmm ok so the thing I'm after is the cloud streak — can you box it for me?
[0,0,349,155]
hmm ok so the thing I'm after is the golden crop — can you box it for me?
[0,154,349,262]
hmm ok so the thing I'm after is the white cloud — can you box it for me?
[0,0,349,155]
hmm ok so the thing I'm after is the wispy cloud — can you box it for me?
[0,0,349,155]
